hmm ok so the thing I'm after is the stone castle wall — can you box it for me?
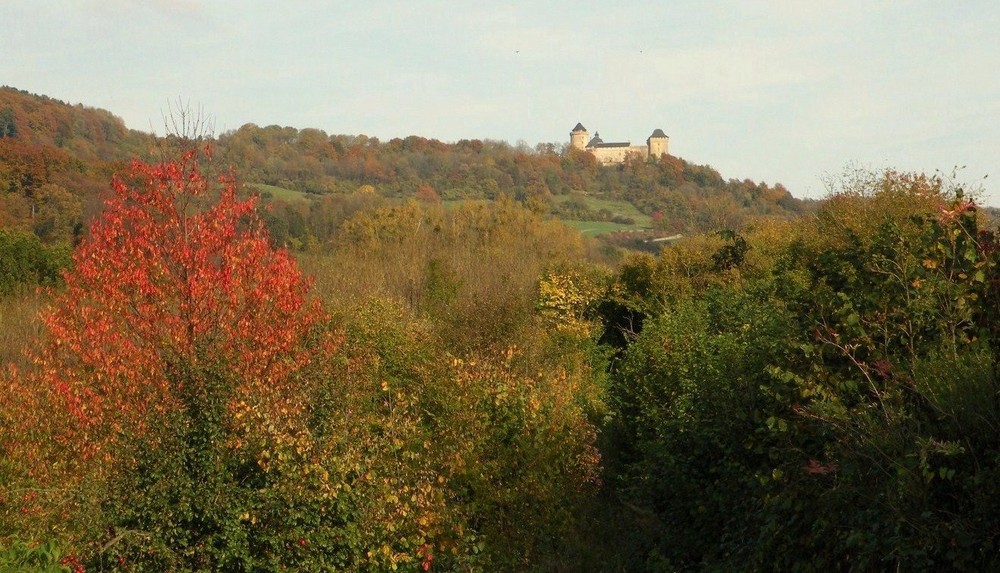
[590,145,647,164]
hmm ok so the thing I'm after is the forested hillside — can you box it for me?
[5,89,998,572]
[0,88,152,162]
[0,87,807,255]
[0,87,154,245]
[213,124,807,242]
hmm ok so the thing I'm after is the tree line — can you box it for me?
[0,87,807,260]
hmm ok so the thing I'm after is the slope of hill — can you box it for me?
[0,87,158,243]
[214,125,809,241]
[0,87,808,248]
[0,86,153,162]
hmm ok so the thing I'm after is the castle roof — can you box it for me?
[571,122,587,132]
[649,128,667,138]
[586,131,631,148]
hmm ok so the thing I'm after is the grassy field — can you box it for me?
[553,194,652,236]
[251,183,315,203]
[562,220,647,237]
[553,194,653,227]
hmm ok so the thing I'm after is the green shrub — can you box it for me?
[0,540,81,573]
[0,229,69,295]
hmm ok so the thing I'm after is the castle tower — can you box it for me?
[647,128,669,158]
[570,122,588,150]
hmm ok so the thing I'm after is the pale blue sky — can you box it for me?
[3,1,999,202]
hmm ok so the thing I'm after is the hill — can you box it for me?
[0,87,156,242]
[214,125,809,235]
[212,126,810,251]
[0,87,808,248]
[0,86,152,162]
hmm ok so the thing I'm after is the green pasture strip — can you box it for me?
[561,219,648,237]
[553,194,652,226]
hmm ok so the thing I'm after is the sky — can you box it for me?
[3,1,1000,203]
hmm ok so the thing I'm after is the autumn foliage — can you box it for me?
[23,86,1000,571]
[1,147,345,569]
[1,145,606,571]
[40,146,327,456]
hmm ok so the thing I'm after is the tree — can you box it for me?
[23,146,340,569]
[41,146,326,445]
[0,106,17,138]
[415,182,441,203]
[31,183,82,244]
[0,229,69,295]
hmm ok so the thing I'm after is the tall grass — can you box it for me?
[0,291,46,370]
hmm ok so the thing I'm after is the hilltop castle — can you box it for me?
[569,123,669,164]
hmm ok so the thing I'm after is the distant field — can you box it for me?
[251,183,314,203]
[553,194,652,227]
[441,196,651,237]
[562,220,647,237]
[553,194,652,236]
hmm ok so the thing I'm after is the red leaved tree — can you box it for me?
[2,145,346,567]
[38,145,330,459]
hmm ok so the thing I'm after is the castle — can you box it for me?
[569,123,669,164]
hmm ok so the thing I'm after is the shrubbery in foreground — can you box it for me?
[0,147,605,571]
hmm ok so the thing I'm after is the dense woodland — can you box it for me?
[2,88,1000,572]
[0,86,807,249]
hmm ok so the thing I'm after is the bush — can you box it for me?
[0,229,69,295]
[0,540,82,573]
